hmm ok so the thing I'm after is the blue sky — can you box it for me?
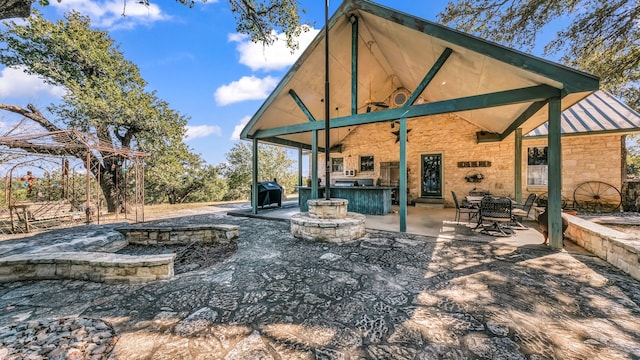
[0,1,558,167]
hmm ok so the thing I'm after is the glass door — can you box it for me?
[421,154,442,197]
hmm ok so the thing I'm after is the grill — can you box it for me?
[256,181,282,208]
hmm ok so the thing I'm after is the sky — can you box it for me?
[0,0,557,167]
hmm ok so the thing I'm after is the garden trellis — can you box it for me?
[0,128,147,234]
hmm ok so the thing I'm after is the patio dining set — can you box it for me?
[452,191,537,236]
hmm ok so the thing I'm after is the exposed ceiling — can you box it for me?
[241,0,599,150]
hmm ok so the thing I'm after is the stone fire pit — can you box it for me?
[290,198,365,243]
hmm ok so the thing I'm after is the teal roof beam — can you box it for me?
[405,47,452,107]
[261,136,318,151]
[288,89,316,122]
[499,100,549,140]
[253,84,560,139]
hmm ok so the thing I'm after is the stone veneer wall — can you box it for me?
[522,135,622,205]
[316,113,623,207]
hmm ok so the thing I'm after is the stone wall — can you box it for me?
[117,224,239,245]
[316,113,623,207]
[564,214,640,280]
[0,251,175,284]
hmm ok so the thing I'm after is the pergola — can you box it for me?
[0,129,148,227]
[240,0,600,248]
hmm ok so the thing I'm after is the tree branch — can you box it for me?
[0,103,63,133]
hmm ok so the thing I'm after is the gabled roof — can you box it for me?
[527,91,640,137]
[241,0,599,149]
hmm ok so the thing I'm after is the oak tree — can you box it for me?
[438,0,639,110]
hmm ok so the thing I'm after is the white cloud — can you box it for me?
[231,116,251,140]
[0,66,66,99]
[184,124,222,141]
[214,75,278,106]
[51,0,169,30]
[229,26,319,71]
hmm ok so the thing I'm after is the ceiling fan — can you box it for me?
[359,81,389,113]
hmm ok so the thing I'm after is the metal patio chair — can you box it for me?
[452,191,479,223]
[478,196,514,236]
[511,193,537,228]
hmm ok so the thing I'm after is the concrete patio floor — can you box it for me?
[227,201,588,252]
[1,203,639,359]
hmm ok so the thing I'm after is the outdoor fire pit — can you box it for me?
[290,198,365,243]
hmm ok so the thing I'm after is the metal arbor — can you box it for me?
[0,129,147,234]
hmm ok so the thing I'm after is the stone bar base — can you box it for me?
[0,251,175,284]
[564,214,640,280]
[117,224,239,245]
[291,198,365,243]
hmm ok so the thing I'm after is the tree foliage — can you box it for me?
[221,142,297,201]
[438,0,639,110]
[31,0,307,50]
[0,11,215,209]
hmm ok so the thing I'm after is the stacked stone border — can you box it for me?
[291,199,366,243]
[0,224,239,284]
[116,224,239,245]
[564,214,640,280]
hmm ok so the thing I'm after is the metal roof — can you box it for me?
[526,91,640,137]
[241,0,599,149]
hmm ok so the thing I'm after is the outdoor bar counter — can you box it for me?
[298,186,393,215]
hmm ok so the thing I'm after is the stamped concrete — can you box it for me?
[0,205,639,359]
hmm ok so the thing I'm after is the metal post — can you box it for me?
[351,14,358,115]
[85,151,91,224]
[324,0,331,199]
[548,97,563,249]
[400,117,407,232]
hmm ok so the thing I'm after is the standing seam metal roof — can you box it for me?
[526,91,640,136]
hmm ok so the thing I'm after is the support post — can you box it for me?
[399,117,407,232]
[252,138,259,214]
[548,97,563,249]
[351,14,358,115]
[312,130,319,199]
[298,147,303,207]
[514,128,523,203]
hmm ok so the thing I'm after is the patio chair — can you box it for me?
[478,196,514,236]
[511,193,537,228]
[452,191,479,223]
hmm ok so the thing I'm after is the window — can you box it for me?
[360,155,374,172]
[527,146,548,186]
[331,157,344,173]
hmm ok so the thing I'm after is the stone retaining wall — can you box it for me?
[116,224,239,245]
[0,224,240,284]
[0,251,175,284]
[564,214,640,280]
